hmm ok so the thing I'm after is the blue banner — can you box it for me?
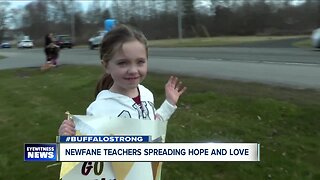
[59,135,150,143]
[24,143,57,161]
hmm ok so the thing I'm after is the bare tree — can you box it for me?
[85,0,112,38]
[0,1,11,41]
[182,0,197,37]
[8,0,320,43]
[21,0,48,40]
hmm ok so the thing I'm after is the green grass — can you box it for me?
[148,35,308,47]
[292,39,312,48]
[0,55,6,59]
[0,65,319,180]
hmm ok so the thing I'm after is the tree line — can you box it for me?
[1,0,319,45]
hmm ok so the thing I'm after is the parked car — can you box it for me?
[17,40,33,48]
[311,27,320,48]
[1,42,11,48]
[88,30,107,50]
[88,19,117,50]
[54,35,73,49]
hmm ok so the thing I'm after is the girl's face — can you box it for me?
[105,40,147,95]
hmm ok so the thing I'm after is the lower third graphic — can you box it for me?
[24,143,57,161]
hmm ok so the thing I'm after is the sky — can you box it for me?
[8,0,92,11]
[8,0,306,9]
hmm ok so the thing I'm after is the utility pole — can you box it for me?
[177,0,183,39]
[71,0,75,43]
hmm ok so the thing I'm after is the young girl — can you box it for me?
[44,33,53,62]
[47,43,60,66]
[42,33,59,70]
[58,24,186,180]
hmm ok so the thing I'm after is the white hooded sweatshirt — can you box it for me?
[84,84,177,180]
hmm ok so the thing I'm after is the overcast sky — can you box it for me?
[9,0,306,9]
[9,0,92,10]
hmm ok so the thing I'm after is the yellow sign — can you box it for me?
[60,115,167,180]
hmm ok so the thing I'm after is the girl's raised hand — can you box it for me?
[165,76,187,106]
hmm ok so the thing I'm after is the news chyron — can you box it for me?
[24,144,57,161]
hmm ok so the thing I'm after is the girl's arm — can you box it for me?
[155,76,187,121]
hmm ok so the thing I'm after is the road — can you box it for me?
[0,46,319,89]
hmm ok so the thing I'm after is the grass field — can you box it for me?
[0,65,319,179]
[0,35,313,51]
[148,35,309,47]
[292,38,312,48]
[72,35,310,48]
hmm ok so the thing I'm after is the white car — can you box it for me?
[18,40,34,48]
[88,19,117,50]
[311,28,320,48]
[88,30,107,50]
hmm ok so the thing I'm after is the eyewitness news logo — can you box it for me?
[24,144,57,161]
[59,135,150,143]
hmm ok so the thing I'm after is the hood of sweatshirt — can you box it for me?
[95,84,152,102]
